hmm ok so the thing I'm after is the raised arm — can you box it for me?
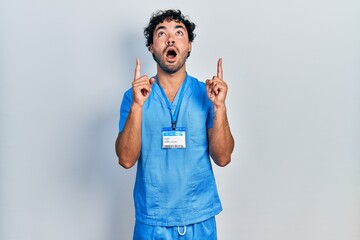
[115,58,155,169]
[206,58,234,167]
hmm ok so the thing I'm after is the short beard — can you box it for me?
[152,51,190,74]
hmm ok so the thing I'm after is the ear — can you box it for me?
[149,44,154,53]
[188,42,192,53]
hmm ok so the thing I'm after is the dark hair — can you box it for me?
[144,9,196,48]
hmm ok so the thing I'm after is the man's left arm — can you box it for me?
[206,58,234,167]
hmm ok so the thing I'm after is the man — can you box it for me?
[115,9,234,239]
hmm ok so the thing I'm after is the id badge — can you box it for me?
[162,127,186,148]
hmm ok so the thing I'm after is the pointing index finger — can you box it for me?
[134,58,141,80]
[217,58,223,79]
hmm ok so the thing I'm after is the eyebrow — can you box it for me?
[155,24,186,32]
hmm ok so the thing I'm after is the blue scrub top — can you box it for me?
[119,73,222,226]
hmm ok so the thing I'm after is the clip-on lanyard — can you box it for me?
[157,76,187,130]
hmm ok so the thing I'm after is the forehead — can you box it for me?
[155,19,187,31]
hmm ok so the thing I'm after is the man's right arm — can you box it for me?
[115,58,155,169]
[115,103,143,169]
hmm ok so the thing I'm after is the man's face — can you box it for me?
[149,19,192,74]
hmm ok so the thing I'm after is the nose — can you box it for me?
[167,33,175,46]
[167,40,175,46]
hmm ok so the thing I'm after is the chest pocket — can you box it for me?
[188,112,208,148]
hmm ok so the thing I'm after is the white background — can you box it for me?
[1,0,359,239]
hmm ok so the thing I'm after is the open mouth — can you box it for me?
[166,49,177,59]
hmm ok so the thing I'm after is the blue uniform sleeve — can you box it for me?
[118,89,133,133]
[199,80,214,129]
[195,80,214,129]
[207,103,214,129]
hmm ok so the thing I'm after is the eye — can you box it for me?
[157,31,165,37]
[176,30,184,36]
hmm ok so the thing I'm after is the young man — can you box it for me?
[115,9,234,239]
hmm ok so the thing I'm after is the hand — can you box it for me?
[206,58,228,109]
[132,58,155,107]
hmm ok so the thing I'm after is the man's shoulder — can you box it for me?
[187,74,201,82]
[187,74,206,88]
[124,87,133,96]
[121,87,133,103]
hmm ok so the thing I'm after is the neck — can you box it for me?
[157,66,187,102]
[157,66,186,90]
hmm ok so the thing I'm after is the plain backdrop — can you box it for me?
[1,0,359,239]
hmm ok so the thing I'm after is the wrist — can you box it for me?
[213,104,226,113]
[213,104,227,121]
[131,102,143,112]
